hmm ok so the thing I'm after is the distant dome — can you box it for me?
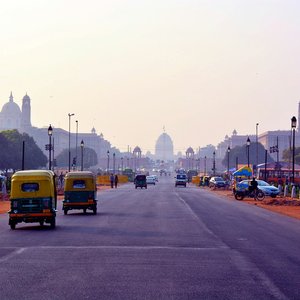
[155,132,174,161]
[186,147,194,154]
[0,93,22,130]
[1,100,21,116]
[133,146,142,153]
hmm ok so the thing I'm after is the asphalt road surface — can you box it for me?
[1,176,300,300]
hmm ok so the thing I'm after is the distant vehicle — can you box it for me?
[175,174,187,187]
[123,168,135,182]
[151,174,158,182]
[134,175,147,189]
[209,177,227,189]
[146,176,156,185]
[63,171,97,215]
[237,179,279,198]
[187,170,198,182]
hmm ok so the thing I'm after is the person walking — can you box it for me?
[110,173,114,188]
[114,174,119,188]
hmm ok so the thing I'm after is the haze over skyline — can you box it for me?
[1,0,300,154]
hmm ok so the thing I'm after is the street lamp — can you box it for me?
[213,151,216,176]
[256,123,259,172]
[113,153,116,174]
[204,156,207,176]
[246,137,251,167]
[76,120,78,169]
[291,116,297,184]
[107,150,110,174]
[80,140,84,171]
[121,157,124,174]
[227,146,231,175]
[68,113,75,172]
[48,124,53,170]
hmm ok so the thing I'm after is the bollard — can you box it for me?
[291,185,296,198]
[284,185,288,197]
[278,184,282,196]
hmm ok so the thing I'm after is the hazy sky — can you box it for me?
[1,0,300,154]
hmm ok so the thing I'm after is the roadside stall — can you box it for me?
[232,166,253,191]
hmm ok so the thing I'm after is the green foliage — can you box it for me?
[56,147,98,168]
[0,130,47,170]
[282,147,300,165]
[222,142,274,168]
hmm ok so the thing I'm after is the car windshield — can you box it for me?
[214,177,224,181]
[177,175,186,179]
[257,180,270,187]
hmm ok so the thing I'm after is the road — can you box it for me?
[0,176,300,300]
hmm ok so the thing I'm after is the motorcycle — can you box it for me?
[234,188,265,201]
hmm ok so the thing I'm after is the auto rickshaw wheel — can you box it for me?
[234,193,244,201]
[93,207,97,214]
[50,218,56,229]
[10,222,16,230]
[64,209,68,215]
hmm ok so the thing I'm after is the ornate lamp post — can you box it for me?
[113,153,116,175]
[107,150,110,174]
[213,151,216,176]
[76,120,78,169]
[48,125,53,170]
[246,137,251,167]
[68,113,75,172]
[227,146,231,175]
[291,116,297,184]
[121,157,124,174]
[80,140,84,171]
[204,156,207,176]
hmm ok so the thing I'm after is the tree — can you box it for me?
[282,147,300,165]
[222,142,274,169]
[56,147,98,168]
[0,130,47,170]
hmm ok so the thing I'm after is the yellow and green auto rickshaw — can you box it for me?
[8,170,57,230]
[63,171,97,215]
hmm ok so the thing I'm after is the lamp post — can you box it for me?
[80,140,84,171]
[107,150,110,174]
[227,146,231,175]
[213,151,216,176]
[68,113,75,172]
[204,156,207,176]
[256,123,259,173]
[48,125,53,170]
[113,153,116,175]
[121,157,124,174]
[76,120,78,169]
[291,116,297,184]
[246,137,251,167]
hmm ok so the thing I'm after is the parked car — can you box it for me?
[146,176,156,185]
[237,179,279,198]
[175,174,187,187]
[209,177,227,189]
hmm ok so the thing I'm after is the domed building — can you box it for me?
[0,92,23,130]
[155,132,174,161]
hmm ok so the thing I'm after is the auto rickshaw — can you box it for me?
[134,174,147,189]
[63,171,97,214]
[8,170,57,229]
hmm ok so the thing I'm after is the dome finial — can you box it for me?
[9,92,13,102]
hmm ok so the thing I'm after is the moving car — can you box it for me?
[134,175,147,189]
[175,174,187,187]
[63,171,97,215]
[237,179,279,198]
[146,175,156,185]
[209,177,227,189]
[8,170,57,229]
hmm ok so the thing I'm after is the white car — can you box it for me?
[146,176,156,185]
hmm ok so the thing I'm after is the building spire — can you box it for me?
[9,91,13,102]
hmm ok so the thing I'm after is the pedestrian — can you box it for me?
[110,173,114,188]
[114,174,119,188]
